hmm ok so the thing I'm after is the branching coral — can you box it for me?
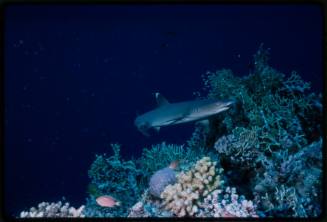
[85,143,141,217]
[138,142,205,188]
[254,139,322,217]
[198,187,258,217]
[160,157,224,217]
[19,201,85,218]
[214,126,260,168]
[197,44,322,217]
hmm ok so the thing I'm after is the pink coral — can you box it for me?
[198,187,258,218]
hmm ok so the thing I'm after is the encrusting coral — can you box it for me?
[160,156,224,217]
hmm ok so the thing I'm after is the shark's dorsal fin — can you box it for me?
[155,92,170,107]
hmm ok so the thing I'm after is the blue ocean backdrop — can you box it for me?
[4,4,323,218]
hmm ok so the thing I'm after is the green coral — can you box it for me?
[201,43,321,149]
[84,144,142,217]
[137,142,206,188]
[201,44,322,217]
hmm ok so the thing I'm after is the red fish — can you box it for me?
[96,195,120,207]
[168,160,179,170]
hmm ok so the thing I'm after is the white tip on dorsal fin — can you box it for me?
[155,92,170,107]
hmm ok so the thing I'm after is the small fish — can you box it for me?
[96,195,120,207]
[168,160,179,170]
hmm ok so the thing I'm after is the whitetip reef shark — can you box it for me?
[134,92,234,136]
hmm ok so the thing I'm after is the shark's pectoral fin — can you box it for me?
[196,119,209,127]
[140,128,151,137]
[137,122,152,137]
[154,126,161,132]
[155,92,170,107]
[195,119,210,134]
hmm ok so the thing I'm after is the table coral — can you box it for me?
[160,156,224,217]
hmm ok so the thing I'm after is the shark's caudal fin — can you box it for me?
[155,92,170,107]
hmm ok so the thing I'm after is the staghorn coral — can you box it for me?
[160,156,224,217]
[198,186,259,217]
[19,201,85,218]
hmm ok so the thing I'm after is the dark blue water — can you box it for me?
[4,4,322,217]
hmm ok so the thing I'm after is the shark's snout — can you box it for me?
[225,100,235,108]
[214,100,235,111]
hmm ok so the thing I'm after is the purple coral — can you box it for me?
[149,167,176,198]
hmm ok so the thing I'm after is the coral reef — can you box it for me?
[16,45,322,218]
[160,156,224,217]
[198,186,258,217]
[148,166,177,198]
[214,126,260,168]
[196,43,323,217]
[84,143,141,217]
[127,189,173,217]
[138,142,206,187]
[128,156,258,218]
[253,139,322,217]
[19,201,85,218]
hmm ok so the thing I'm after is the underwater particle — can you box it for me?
[96,195,121,208]
[23,84,29,91]
[103,57,112,63]
[148,161,178,198]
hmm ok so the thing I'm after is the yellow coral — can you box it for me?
[160,157,224,217]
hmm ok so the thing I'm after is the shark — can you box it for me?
[134,92,234,136]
